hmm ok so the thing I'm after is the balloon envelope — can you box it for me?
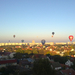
[69,35,74,41]
[52,32,55,35]
[13,35,15,38]
[21,40,24,43]
[41,39,46,45]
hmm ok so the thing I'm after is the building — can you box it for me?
[51,62,62,70]
[0,59,17,68]
[50,42,54,45]
[32,40,35,43]
[73,42,75,44]
[55,42,66,45]
[67,42,72,44]
[65,60,73,67]
[60,69,75,75]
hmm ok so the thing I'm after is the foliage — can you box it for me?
[69,51,75,55]
[46,54,51,57]
[33,50,38,54]
[53,55,68,64]
[0,66,17,75]
[64,52,69,56]
[38,49,44,54]
[33,58,56,75]
[16,48,25,53]
[13,52,22,59]
[25,50,32,54]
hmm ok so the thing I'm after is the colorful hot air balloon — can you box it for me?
[69,35,74,41]
[13,35,15,38]
[41,39,46,45]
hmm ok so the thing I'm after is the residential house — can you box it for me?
[51,62,62,70]
[9,52,16,58]
[60,53,64,57]
[0,48,3,50]
[15,46,22,48]
[60,64,70,69]
[0,59,17,68]
[56,51,60,54]
[71,55,75,57]
[19,60,31,69]
[60,69,75,75]
[0,52,12,59]
[47,56,54,62]
[27,58,34,63]
[65,60,73,67]
[71,49,74,51]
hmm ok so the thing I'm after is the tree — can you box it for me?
[0,66,17,75]
[53,55,68,64]
[64,52,69,56]
[69,51,75,55]
[38,49,44,54]
[33,50,38,54]
[33,58,56,75]
[14,52,22,59]
[46,54,51,57]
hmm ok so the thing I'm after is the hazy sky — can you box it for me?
[0,0,75,43]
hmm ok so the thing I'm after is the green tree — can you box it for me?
[14,53,22,59]
[69,51,75,55]
[16,48,22,53]
[64,52,69,56]
[33,50,38,54]
[53,55,68,64]
[38,49,44,54]
[33,58,56,75]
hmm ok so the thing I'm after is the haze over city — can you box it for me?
[0,0,75,43]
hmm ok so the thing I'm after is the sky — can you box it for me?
[0,0,75,43]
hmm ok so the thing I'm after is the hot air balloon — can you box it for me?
[52,32,55,37]
[9,40,10,42]
[52,32,55,35]
[21,40,24,43]
[41,39,46,45]
[13,35,15,38]
[69,35,74,41]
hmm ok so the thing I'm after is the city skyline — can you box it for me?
[0,0,75,43]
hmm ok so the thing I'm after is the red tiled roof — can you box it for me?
[50,61,54,63]
[0,48,3,50]
[37,47,40,48]
[15,46,22,48]
[70,59,74,62]
[60,64,69,68]
[61,69,75,75]
[29,48,32,50]
[22,48,24,50]
[4,52,12,55]
[0,59,17,64]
